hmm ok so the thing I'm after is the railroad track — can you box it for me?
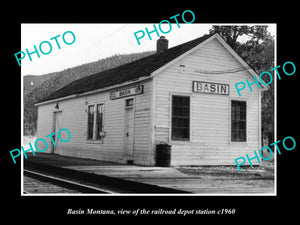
[23,169,114,194]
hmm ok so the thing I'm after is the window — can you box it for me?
[87,104,104,141]
[231,100,246,142]
[172,95,190,141]
[125,98,134,107]
[96,104,104,140]
[87,105,94,140]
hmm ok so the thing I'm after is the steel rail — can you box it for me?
[24,169,114,194]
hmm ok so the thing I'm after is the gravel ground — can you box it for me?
[176,162,274,179]
[175,163,275,190]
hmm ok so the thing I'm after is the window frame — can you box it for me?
[87,105,95,140]
[86,103,105,143]
[171,95,191,141]
[125,98,134,108]
[95,104,104,140]
[231,100,247,142]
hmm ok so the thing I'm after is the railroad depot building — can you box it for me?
[35,33,266,166]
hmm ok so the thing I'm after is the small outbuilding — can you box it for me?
[35,33,266,166]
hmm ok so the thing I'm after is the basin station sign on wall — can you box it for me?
[110,85,144,100]
[193,81,229,95]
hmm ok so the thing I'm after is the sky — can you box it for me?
[21,24,276,76]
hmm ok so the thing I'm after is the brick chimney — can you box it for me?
[156,36,168,53]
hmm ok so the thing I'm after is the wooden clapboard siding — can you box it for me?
[154,37,261,166]
[36,79,153,165]
[36,34,262,167]
[133,80,152,165]
[36,104,56,152]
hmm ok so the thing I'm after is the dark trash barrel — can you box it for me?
[155,143,171,167]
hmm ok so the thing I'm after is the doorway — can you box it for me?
[51,111,62,154]
[124,98,134,161]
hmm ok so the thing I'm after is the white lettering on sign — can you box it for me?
[193,81,229,95]
[110,85,144,100]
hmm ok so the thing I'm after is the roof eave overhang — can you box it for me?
[34,75,152,107]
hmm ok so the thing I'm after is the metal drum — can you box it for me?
[155,143,171,167]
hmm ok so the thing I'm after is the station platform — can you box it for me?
[23,153,275,194]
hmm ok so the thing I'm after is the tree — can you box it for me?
[209,25,275,144]
[209,26,271,60]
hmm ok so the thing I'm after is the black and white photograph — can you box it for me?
[4,5,298,220]
[21,23,276,195]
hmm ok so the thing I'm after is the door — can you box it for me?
[124,99,134,159]
[51,111,62,154]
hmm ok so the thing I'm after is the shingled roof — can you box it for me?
[37,33,214,104]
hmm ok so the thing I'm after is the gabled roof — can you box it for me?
[36,32,264,105]
[36,33,214,104]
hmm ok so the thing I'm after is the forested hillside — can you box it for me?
[23,51,155,135]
